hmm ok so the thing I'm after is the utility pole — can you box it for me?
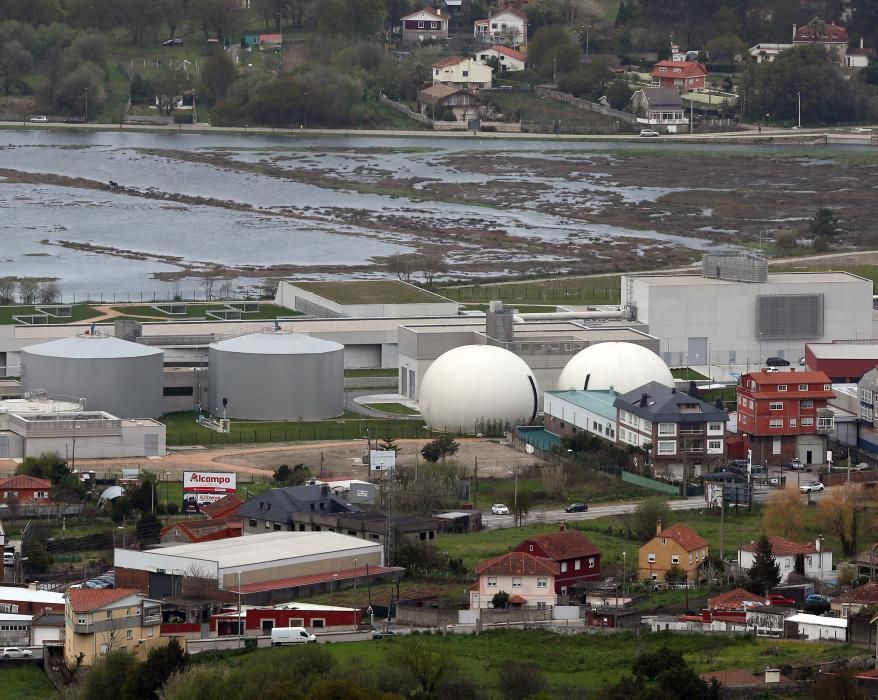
[797,91,802,128]
[513,465,519,526]
[552,56,557,87]
[719,486,725,561]
[237,570,242,648]
[384,467,395,567]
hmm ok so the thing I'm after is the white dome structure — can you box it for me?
[418,345,538,433]
[557,342,674,394]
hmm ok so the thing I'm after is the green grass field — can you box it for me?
[293,280,447,305]
[344,368,399,378]
[441,278,621,306]
[0,303,98,325]
[364,403,420,416]
[109,303,295,320]
[0,664,57,700]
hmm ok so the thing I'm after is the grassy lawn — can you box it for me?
[108,302,296,320]
[364,403,420,416]
[441,277,621,306]
[671,368,709,380]
[344,368,399,378]
[292,280,449,305]
[0,303,98,325]
[160,411,429,445]
[460,303,559,313]
[484,90,619,133]
[0,664,58,700]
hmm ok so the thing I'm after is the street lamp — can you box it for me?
[622,551,627,598]
[817,535,825,595]
[237,570,242,648]
[83,87,88,122]
[797,91,802,129]
[352,558,358,630]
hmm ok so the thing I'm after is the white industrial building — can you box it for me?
[624,254,874,377]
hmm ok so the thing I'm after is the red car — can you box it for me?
[766,594,796,606]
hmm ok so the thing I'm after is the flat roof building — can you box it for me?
[805,342,878,382]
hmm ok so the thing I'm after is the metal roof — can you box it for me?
[22,335,162,359]
[210,332,343,355]
[546,390,618,421]
[0,587,64,605]
[807,343,878,359]
[786,613,847,628]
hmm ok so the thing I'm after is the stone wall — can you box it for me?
[379,95,432,126]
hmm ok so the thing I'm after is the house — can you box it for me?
[470,551,558,609]
[831,582,878,618]
[474,9,527,49]
[0,475,52,504]
[417,85,481,122]
[708,587,764,612]
[793,22,848,63]
[432,56,493,90]
[650,60,707,90]
[211,602,361,636]
[199,493,244,519]
[630,88,687,132]
[476,46,527,72]
[736,370,835,466]
[639,520,709,585]
[64,588,164,666]
[0,586,64,615]
[851,550,878,581]
[748,43,793,63]
[745,604,796,636]
[543,389,618,444]
[738,537,831,584]
[160,516,242,545]
[615,382,729,478]
[237,484,359,534]
[512,525,601,595]
[846,42,874,69]
[400,8,449,45]
[784,612,847,641]
[0,613,31,646]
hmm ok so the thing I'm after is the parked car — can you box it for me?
[29,115,47,123]
[564,503,589,513]
[1,647,32,658]
[800,481,824,494]
[787,458,804,470]
[372,630,399,640]
[490,504,509,515]
[765,357,791,367]
[63,117,83,124]
[161,38,183,46]
[639,129,660,138]
[750,464,768,475]
[805,594,830,604]
[766,594,796,606]
[270,627,317,646]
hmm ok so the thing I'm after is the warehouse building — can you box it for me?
[804,342,878,383]
[274,280,458,318]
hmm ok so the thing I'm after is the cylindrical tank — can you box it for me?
[557,342,674,394]
[418,345,539,434]
[20,334,164,418]
[208,332,344,420]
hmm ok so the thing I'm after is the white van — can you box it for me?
[270,626,317,646]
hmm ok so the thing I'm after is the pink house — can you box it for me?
[470,551,558,609]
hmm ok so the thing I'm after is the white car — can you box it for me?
[639,129,660,138]
[29,115,48,123]
[800,481,824,494]
[491,503,510,515]
[1,647,32,658]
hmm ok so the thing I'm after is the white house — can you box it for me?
[738,536,832,584]
[630,88,687,132]
[474,9,527,48]
[470,551,557,610]
[748,43,792,63]
[400,8,449,45]
[785,612,847,641]
[432,56,493,90]
[476,45,527,72]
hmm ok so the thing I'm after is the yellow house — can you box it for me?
[64,588,165,666]
[639,520,709,584]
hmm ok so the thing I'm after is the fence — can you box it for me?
[535,87,637,125]
[441,284,621,304]
[166,420,431,446]
[379,94,432,126]
[621,470,680,496]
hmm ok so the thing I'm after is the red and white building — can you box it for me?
[0,586,64,615]
[512,526,601,596]
[474,9,527,49]
[476,45,527,72]
[432,56,493,90]
[736,370,835,466]
[0,475,51,504]
[738,536,831,584]
[804,342,878,383]
[470,551,558,609]
[793,22,848,62]
[650,60,707,90]
[400,8,449,45]
[210,602,361,636]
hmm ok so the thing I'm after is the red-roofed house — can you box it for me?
[639,520,709,585]
[650,60,707,90]
[708,587,765,611]
[160,516,242,545]
[737,370,835,466]
[470,551,558,609]
[64,588,164,666]
[738,536,830,584]
[793,22,848,62]
[474,9,527,49]
[512,525,602,595]
[476,45,527,72]
[432,56,493,89]
[0,475,52,504]
[831,582,878,618]
[401,8,449,45]
[199,493,243,520]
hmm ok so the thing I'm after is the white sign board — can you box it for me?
[183,471,237,493]
[370,450,396,471]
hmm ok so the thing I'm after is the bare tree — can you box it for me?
[817,483,866,557]
[386,253,416,283]
[419,253,448,290]
[181,563,218,600]
[37,281,61,305]
[0,278,15,305]
[18,278,39,304]
[216,280,233,300]
[539,463,567,500]
[198,268,223,301]
[763,486,804,539]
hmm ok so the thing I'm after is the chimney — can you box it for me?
[559,521,566,532]
[640,393,649,407]
[715,398,724,410]
[656,519,662,535]
[862,37,865,50]
[671,387,676,394]
[792,24,797,42]
[321,484,330,497]
[689,380,699,397]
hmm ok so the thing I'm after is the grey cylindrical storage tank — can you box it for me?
[20,334,164,418]
[208,332,344,420]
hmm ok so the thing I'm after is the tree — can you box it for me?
[181,563,218,600]
[418,252,448,290]
[629,497,671,542]
[52,61,106,118]
[605,80,633,110]
[17,452,69,484]
[528,25,582,75]
[63,649,139,700]
[774,228,799,250]
[762,486,803,538]
[704,34,747,63]
[200,51,238,102]
[386,637,458,699]
[136,512,162,546]
[152,67,190,116]
[665,563,686,585]
[809,207,840,238]
[37,281,60,304]
[273,463,311,485]
[497,660,545,700]
[17,278,39,304]
[0,40,33,95]
[378,436,401,454]
[0,278,15,305]
[817,483,865,557]
[124,637,189,700]
[745,534,781,595]
[420,434,460,462]
[491,590,510,609]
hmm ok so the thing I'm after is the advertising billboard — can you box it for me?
[182,471,237,514]
[369,450,396,472]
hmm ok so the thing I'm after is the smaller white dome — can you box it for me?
[557,342,674,394]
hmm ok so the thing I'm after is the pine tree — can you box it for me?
[745,535,781,595]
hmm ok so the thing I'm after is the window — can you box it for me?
[574,560,581,570]
[802,417,814,426]
[126,629,133,640]
[647,553,656,563]
[657,440,676,455]
[487,577,497,588]
[863,389,874,403]
[671,555,679,565]
[800,384,809,391]
[35,491,48,499]
[659,66,667,72]
[777,385,787,392]
[560,562,568,573]
[689,553,693,564]
[707,422,723,433]
[824,384,831,391]
[537,577,547,589]
[462,70,469,77]
[77,615,86,625]
[106,611,112,620]
[661,538,667,545]
[430,21,437,28]
[311,619,325,628]
[274,524,282,532]
[707,440,723,453]
[265,522,270,529]
[512,577,522,588]
[417,20,424,28]
[588,558,595,568]
[817,416,833,430]
[529,544,534,552]
[163,386,194,396]
[806,556,813,566]
[770,402,783,411]
[769,419,783,428]
[658,423,676,436]
[802,400,814,409]
[248,519,257,528]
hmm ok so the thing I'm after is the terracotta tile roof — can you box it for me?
[477,551,559,577]
[795,23,848,43]
[708,587,765,610]
[700,669,789,686]
[657,524,708,552]
[402,7,445,21]
[650,60,707,78]
[68,588,141,613]
[228,565,404,594]
[835,583,878,605]
[160,517,241,542]
[744,370,831,385]
[0,474,52,490]
[522,531,601,560]
[739,536,819,557]
[433,56,467,68]
[508,594,528,604]
[199,494,243,519]
[491,45,527,62]
[495,8,527,20]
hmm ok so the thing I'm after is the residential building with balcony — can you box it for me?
[400,8,449,45]
[614,382,728,478]
[736,370,834,466]
[639,520,708,585]
[64,589,164,666]
[473,9,527,49]
[511,525,602,596]
[470,551,558,610]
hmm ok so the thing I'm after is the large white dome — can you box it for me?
[557,342,674,394]
[419,345,538,433]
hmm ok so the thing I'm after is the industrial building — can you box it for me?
[207,332,344,420]
[20,334,164,418]
[804,342,878,383]
[274,280,458,318]
[624,253,874,376]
